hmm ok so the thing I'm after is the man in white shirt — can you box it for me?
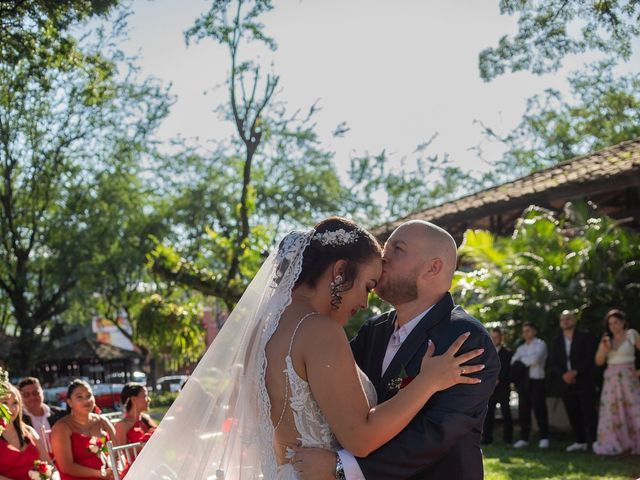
[511,322,549,449]
[18,377,65,433]
[291,220,500,480]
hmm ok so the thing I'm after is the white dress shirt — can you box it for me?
[511,337,547,379]
[23,403,52,435]
[339,306,434,480]
[563,335,572,370]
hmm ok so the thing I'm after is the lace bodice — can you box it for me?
[276,314,378,479]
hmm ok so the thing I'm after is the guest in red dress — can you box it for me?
[114,383,156,446]
[50,380,117,480]
[0,382,54,480]
[114,383,156,477]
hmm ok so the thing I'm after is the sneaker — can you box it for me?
[539,439,550,449]
[513,440,529,448]
[566,442,587,452]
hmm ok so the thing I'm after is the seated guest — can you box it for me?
[18,377,65,432]
[115,383,156,478]
[593,309,640,455]
[0,382,56,480]
[51,380,117,480]
[114,383,156,446]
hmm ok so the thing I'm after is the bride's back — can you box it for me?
[265,305,338,465]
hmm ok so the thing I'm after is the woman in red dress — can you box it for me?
[50,380,116,480]
[114,383,156,446]
[114,383,156,477]
[0,382,54,480]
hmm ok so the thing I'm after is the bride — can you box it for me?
[126,217,484,479]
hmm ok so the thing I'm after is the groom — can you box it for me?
[292,220,500,479]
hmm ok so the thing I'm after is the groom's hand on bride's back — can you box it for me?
[290,446,336,480]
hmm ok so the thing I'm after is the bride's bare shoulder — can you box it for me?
[296,313,348,346]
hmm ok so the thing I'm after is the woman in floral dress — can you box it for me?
[593,309,640,455]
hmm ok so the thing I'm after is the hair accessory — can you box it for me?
[313,228,358,246]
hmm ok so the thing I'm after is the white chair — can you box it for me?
[106,440,144,480]
[40,425,52,456]
[102,411,124,423]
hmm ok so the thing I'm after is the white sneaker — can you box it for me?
[539,439,550,449]
[513,440,529,448]
[566,442,587,452]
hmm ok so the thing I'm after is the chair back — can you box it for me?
[106,440,145,480]
[102,411,124,423]
[40,425,52,456]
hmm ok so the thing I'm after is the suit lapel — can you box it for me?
[377,293,455,401]
[368,312,396,385]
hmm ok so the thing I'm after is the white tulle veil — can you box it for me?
[126,230,313,479]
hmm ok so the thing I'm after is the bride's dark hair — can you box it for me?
[294,216,381,293]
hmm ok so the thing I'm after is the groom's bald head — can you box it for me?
[397,220,457,285]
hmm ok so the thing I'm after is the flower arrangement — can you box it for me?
[87,435,109,457]
[28,460,53,479]
[0,367,11,436]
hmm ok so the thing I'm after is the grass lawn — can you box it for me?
[483,440,640,479]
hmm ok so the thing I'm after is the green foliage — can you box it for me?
[347,139,489,224]
[479,61,640,178]
[453,202,640,345]
[150,390,179,408]
[136,294,205,364]
[0,3,172,372]
[479,0,640,80]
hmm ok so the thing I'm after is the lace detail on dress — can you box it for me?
[255,231,313,480]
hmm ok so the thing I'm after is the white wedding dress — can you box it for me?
[276,317,378,479]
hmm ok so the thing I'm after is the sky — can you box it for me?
[118,0,640,179]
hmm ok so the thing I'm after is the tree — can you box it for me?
[452,202,640,345]
[477,60,640,179]
[479,0,640,81]
[0,5,171,373]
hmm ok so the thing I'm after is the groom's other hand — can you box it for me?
[290,446,336,480]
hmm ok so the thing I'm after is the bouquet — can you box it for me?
[87,435,109,457]
[28,460,53,480]
[0,367,11,436]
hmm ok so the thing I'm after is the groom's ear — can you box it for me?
[422,257,443,278]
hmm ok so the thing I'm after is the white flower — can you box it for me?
[28,471,40,480]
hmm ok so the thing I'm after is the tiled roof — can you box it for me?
[44,338,142,362]
[373,139,640,238]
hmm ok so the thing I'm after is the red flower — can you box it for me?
[400,376,415,389]
[37,462,49,474]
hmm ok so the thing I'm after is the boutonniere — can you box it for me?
[28,460,53,479]
[387,365,416,394]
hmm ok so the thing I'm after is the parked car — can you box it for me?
[92,383,124,410]
[155,375,188,393]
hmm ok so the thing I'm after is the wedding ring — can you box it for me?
[460,367,466,375]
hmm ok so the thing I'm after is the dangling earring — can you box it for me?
[330,275,344,310]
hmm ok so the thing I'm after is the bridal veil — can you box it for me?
[125,230,312,479]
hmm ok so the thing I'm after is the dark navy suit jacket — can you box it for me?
[350,293,500,480]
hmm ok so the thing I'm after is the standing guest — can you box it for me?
[0,382,55,480]
[549,310,598,452]
[482,327,513,445]
[511,321,550,449]
[50,380,117,480]
[17,377,65,433]
[593,309,640,455]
